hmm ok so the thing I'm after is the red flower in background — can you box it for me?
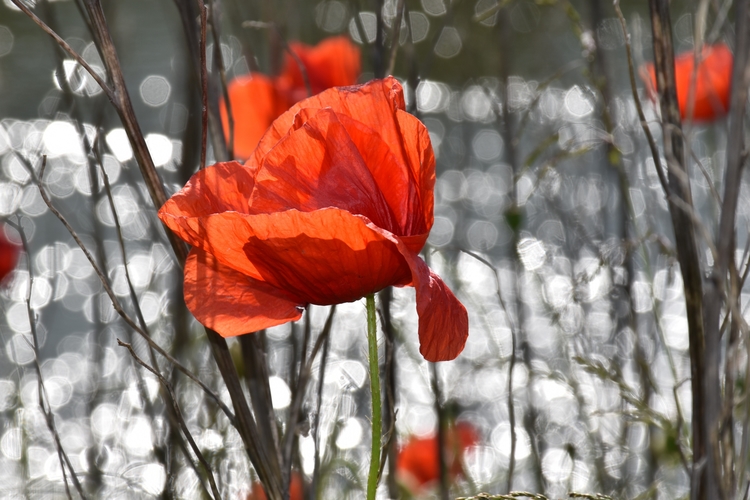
[246,472,303,500]
[276,37,361,104]
[160,77,469,362]
[0,226,19,285]
[640,43,733,121]
[221,36,360,159]
[396,422,479,493]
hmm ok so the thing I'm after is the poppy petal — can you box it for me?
[159,160,256,223]
[395,109,436,239]
[403,253,468,362]
[184,248,303,337]
[374,227,468,362]
[254,76,405,164]
[162,207,412,305]
[250,107,401,233]
[335,112,428,238]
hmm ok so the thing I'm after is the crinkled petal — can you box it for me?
[395,109,435,234]
[159,160,256,224]
[335,113,427,237]
[250,108,401,232]
[251,79,433,237]
[220,74,290,159]
[185,248,303,337]
[161,207,412,305]
[254,77,405,164]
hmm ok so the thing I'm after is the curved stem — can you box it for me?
[366,294,382,500]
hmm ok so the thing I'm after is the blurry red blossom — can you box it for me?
[246,472,303,500]
[640,43,733,121]
[396,422,479,493]
[0,226,20,285]
[221,36,360,159]
[160,77,469,362]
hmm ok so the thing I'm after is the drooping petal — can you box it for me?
[185,248,303,337]
[408,258,469,362]
[383,231,468,362]
[220,74,290,159]
[162,207,412,305]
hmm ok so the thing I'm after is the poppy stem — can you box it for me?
[366,293,382,500]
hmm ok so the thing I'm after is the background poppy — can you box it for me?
[396,422,479,494]
[220,36,360,159]
[640,43,733,121]
[247,472,303,500]
[0,226,19,285]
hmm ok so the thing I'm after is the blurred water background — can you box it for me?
[0,0,741,498]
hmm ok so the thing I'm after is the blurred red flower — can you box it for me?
[0,227,19,285]
[396,422,479,493]
[246,472,303,500]
[160,77,469,362]
[221,36,360,159]
[640,43,733,121]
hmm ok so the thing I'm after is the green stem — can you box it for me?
[366,293,382,500]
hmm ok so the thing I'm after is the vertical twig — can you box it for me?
[12,215,88,500]
[197,0,209,169]
[496,8,522,492]
[118,339,222,500]
[646,1,713,499]
[240,332,283,478]
[431,363,450,500]
[378,287,399,499]
[80,0,189,262]
[385,0,405,76]
[707,0,750,495]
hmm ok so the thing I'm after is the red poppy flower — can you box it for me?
[640,43,733,121]
[275,36,361,104]
[221,36,360,160]
[160,77,468,362]
[246,472,303,500]
[396,422,479,492]
[0,227,20,285]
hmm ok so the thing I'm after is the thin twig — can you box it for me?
[385,0,405,76]
[241,20,312,97]
[13,221,88,500]
[198,0,209,169]
[458,248,518,490]
[20,155,236,426]
[281,306,337,477]
[118,339,222,500]
[612,0,669,197]
[9,0,114,101]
